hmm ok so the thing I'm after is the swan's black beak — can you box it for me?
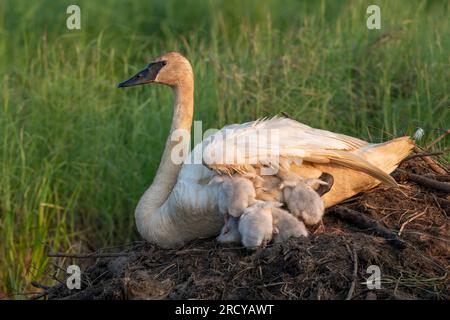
[117,60,167,88]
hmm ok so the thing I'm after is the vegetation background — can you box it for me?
[0,0,448,297]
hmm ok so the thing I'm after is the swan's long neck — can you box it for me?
[135,78,194,244]
[150,81,194,204]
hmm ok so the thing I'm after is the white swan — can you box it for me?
[118,52,414,248]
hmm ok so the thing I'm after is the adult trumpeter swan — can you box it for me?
[118,52,414,248]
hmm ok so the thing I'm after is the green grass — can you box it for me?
[0,0,449,297]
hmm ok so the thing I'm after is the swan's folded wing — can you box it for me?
[201,117,397,186]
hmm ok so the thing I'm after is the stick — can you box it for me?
[31,292,48,300]
[422,156,448,175]
[413,146,448,175]
[398,210,427,236]
[328,206,406,249]
[425,129,450,150]
[436,197,450,208]
[397,169,450,193]
[48,252,129,259]
[405,150,446,161]
[175,248,212,255]
[345,245,358,300]
[31,281,50,291]
[424,174,450,182]
[432,195,449,217]
[154,263,176,279]
[60,285,104,300]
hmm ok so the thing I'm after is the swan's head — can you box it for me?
[117,52,193,88]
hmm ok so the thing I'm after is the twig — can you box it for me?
[425,129,450,150]
[422,156,448,175]
[405,150,446,161]
[60,286,104,300]
[50,274,65,286]
[31,281,50,291]
[424,174,450,182]
[402,231,450,244]
[29,282,50,300]
[175,248,213,255]
[398,210,427,236]
[6,291,45,297]
[154,263,176,279]
[413,146,448,175]
[397,169,450,193]
[436,197,450,209]
[260,281,285,288]
[48,252,129,259]
[31,292,48,300]
[328,206,406,249]
[430,194,448,217]
[345,245,358,300]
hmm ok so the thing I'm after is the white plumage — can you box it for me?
[217,217,241,244]
[238,201,278,249]
[280,172,326,225]
[202,117,398,187]
[209,175,256,217]
[252,174,284,202]
[272,207,308,243]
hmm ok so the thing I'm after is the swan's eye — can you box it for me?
[161,60,167,66]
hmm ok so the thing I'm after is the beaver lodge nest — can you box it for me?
[35,153,449,300]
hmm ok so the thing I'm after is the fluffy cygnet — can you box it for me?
[271,207,308,243]
[279,172,327,225]
[238,201,280,249]
[251,174,284,202]
[210,175,256,217]
[210,174,257,233]
[217,217,241,244]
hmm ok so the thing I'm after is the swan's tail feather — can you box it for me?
[311,150,398,187]
[316,136,414,187]
[356,136,415,175]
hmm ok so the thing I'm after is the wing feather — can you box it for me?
[201,116,396,186]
